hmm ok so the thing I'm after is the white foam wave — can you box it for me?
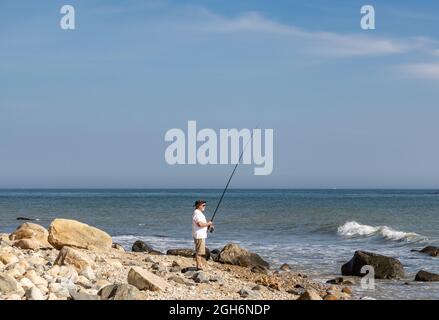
[337,221,424,242]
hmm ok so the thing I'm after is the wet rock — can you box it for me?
[99,284,146,300]
[280,263,291,271]
[341,251,405,279]
[342,287,353,294]
[128,266,169,291]
[132,240,154,253]
[48,218,112,252]
[414,270,439,282]
[216,243,269,269]
[419,246,439,257]
[326,276,356,285]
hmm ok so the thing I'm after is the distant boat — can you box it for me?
[16,217,35,221]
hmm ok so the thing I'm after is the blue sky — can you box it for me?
[1,0,439,188]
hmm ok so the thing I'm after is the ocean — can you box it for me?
[0,189,438,299]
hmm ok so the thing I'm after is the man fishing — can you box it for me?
[192,200,213,270]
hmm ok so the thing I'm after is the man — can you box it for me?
[192,199,213,270]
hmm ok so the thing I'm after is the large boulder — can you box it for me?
[167,248,211,261]
[99,284,146,300]
[127,267,169,291]
[48,219,112,252]
[0,273,23,294]
[54,246,94,271]
[419,246,439,257]
[341,251,405,279]
[415,270,439,282]
[9,223,52,250]
[216,243,269,268]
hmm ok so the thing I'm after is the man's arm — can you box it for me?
[197,220,212,228]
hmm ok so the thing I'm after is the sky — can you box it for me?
[1,0,439,188]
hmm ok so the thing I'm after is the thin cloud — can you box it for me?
[199,11,419,57]
[402,62,439,79]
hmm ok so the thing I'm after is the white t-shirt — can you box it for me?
[192,209,208,239]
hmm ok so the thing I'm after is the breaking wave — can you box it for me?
[337,221,425,242]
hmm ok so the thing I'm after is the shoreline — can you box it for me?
[0,219,352,300]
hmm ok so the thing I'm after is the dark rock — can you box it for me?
[181,267,198,274]
[280,263,291,271]
[98,284,145,300]
[251,265,268,275]
[326,277,356,285]
[419,246,439,257]
[341,251,405,279]
[166,248,211,260]
[216,243,270,269]
[132,240,154,253]
[16,217,35,221]
[415,270,439,282]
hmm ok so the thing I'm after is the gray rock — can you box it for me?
[238,288,261,299]
[99,284,146,300]
[193,271,209,283]
[415,270,439,282]
[168,275,186,285]
[251,265,268,275]
[132,240,162,254]
[69,289,101,300]
[341,251,405,279]
[167,248,211,261]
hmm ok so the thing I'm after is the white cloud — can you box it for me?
[402,62,439,79]
[198,11,418,57]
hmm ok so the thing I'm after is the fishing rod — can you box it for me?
[209,126,258,233]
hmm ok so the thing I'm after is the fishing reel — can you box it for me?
[208,225,215,233]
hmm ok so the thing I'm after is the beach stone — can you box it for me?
[342,287,353,294]
[9,222,52,249]
[217,243,269,269]
[112,243,125,252]
[79,266,96,280]
[168,275,186,285]
[280,263,291,271]
[193,271,209,283]
[419,246,439,257]
[69,289,100,300]
[99,284,146,300]
[19,277,35,291]
[0,253,19,265]
[27,256,47,266]
[238,288,261,299]
[324,294,338,300]
[415,270,439,282]
[76,275,92,288]
[298,289,323,300]
[128,266,170,291]
[0,273,22,294]
[47,265,61,277]
[94,278,112,290]
[6,294,22,300]
[54,246,94,271]
[25,286,45,300]
[326,276,356,285]
[341,251,405,279]
[24,270,48,287]
[48,218,112,252]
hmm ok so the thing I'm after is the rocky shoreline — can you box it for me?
[0,219,353,300]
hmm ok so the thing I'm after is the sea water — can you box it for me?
[0,189,438,299]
